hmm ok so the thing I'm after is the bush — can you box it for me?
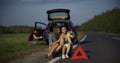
[78,8,120,33]
[0,25,34,33]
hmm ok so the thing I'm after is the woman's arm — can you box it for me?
[68,30,75,38]
[55,35,64,45]
[55,35,62,43]
[33,34,42,40]
[67,34,72,44]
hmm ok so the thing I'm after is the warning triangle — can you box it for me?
[71,45,88,60]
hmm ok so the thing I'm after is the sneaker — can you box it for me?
[65,54,69,58]
[62,55,65,59]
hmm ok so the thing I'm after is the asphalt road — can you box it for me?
[55,32,120,63]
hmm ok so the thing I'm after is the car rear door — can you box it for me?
[35,22,47,40]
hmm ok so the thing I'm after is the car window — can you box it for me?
[50,12,68,19]
[36,23,47,29]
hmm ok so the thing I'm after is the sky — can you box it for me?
[0,0,120,26]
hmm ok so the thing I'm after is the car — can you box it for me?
[35,9,78,45]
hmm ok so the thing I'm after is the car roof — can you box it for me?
[47,9,70,14]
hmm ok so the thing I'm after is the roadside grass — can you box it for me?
[0,33,47,63]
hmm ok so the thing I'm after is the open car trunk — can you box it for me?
[47,9,70,21]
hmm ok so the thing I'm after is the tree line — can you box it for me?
[0,25,34,33]
[77,8,120,33]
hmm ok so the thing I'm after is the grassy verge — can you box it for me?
[0,33,47,63]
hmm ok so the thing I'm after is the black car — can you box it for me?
[35,9,78,45]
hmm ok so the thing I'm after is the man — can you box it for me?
[28,29,43,45]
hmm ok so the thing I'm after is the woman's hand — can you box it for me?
[70,30,74,35]
[39,36,43,39]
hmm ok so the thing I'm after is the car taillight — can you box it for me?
[70,27,74,31]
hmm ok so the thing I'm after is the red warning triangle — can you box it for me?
[71,45,88,60]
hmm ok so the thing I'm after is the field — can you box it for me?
[0,33,47,63]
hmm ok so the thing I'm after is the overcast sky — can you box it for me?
[0,0,120,26]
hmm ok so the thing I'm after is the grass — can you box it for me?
[0,33,47,63]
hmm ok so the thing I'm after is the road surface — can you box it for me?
[55,32,120,63]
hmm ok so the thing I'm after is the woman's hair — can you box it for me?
[53,26,60,40]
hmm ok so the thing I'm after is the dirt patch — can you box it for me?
[10,47,49,63]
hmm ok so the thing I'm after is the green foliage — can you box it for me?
[78,8,120,33]
[0,33,47,63]
[0,25,34,33]
[0,25,4,33]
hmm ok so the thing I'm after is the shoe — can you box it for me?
[47,54,54,59]
[45,54,48,58]
[48,55,54,59]
[62,55,65,59]
[65,54,69,58]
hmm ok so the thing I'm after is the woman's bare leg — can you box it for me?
[62,46,66,55]
[62,45,67,59]
[48,42,57,53]
[49,42,58,52]
[55,45,62,53]
[48,42,59,55]
[66,43,71,55]
[49,45,52,52]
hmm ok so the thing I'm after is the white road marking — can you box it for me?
[47,57,61,63]
[112,37,120,40]
[47,35,87,63]
[80,35,87,42]
[73,35,87,49]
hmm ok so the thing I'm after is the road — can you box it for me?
[55,32,120,63]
